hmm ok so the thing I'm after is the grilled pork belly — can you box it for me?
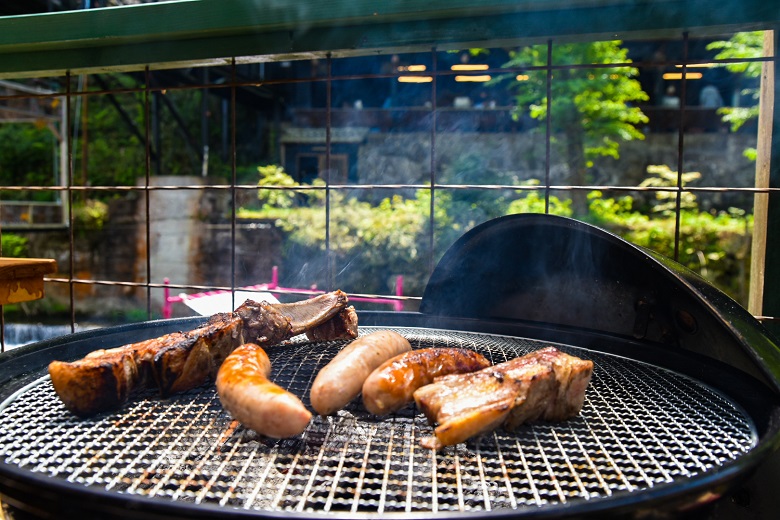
[148,312,245,397]
[413,347,593,449]
[49,291,350,417]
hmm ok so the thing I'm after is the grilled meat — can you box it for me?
[309,330,411,416]
[49,291,350,417]
[148,312,245,397]
[305,306,358,342]
[503,346,594,426]
[413,347,593,449]
[273,290,350,336]
[217,343,312,438]
[48,343,143,418]
[362,348,491,415]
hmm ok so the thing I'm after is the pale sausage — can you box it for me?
[216,343,312,438]
[310,330,411,415]
[362,348,491,415]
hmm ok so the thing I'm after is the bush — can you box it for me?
[72,199,109,231]
[1,234,28,257]
[241,165,753,305]
[586,190,751,303]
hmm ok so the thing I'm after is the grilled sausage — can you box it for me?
[310,330,411,416]
[362,348,491,415]
[216,343,312,438]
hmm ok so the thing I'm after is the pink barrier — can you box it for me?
[163,266,404,318]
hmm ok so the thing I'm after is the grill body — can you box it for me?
[0,215,779,519]
[0,323,773,520]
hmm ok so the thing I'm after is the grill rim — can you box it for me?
[0,316,779,519]
[0,459,769,520]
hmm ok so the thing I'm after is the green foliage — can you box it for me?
[72,199,109,230]
[585,165,751,301]
[0,124,57,201]
[707,31,765,79]
[505,40,649,145]
[506,180,572,216]
[244,159,749,302]
[241,162,751,304]
[496,41,648,215]
[256,164,303,209]
[278,187,432,295]
[435,152,519,247]
[241,166,433,295]
[0,234,28,257]
[639,164,701,214]
[500,41,648,175]
[707,30,764,155]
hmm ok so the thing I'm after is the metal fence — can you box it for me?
[0,1,777,348]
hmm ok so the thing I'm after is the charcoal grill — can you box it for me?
[0,214,779,519]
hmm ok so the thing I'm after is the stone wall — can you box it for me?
[359,131,757,202]
[11,178,283,320]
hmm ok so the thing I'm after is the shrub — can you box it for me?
[1,234,28,257]
[241,164,752,305]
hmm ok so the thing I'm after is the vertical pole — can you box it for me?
[163,278,171,319]
[230,59,237,310]
[59,95,68,227]
[673,32,690,263]
[544,40,553,213]
[81,75,89,192]
[749,30,775,317]
[201,67,210,178]
[325,53,333,290]
[144,68,153,318]
[429,47,437,275]
[759,28,780,336]
[66,72,76,332]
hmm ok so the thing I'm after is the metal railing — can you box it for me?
[0,2,778,348]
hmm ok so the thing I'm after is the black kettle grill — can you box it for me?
[1,214,779,519]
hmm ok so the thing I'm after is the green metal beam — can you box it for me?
[0,0,777,79]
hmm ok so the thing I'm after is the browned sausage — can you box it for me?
[216,343,312,438]
[310,330,411,415]
[362,348,491,415]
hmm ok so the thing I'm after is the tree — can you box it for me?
[707,31,764,160]
[499,41,648,214]
[0,123,56,201]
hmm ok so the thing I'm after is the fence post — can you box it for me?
[163,278,171,319]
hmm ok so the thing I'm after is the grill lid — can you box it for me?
[0,328,759,518]
[420,214,780,395]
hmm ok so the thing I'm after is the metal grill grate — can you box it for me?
[0,328,757,515]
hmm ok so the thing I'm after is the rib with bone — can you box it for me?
[48,291,357,417]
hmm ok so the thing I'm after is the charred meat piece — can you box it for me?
[504,346,594,426]
[413,347,593,449]
[273,290,350,336]
[49,291,351,417]
[49,314,245,417]
[234,300,292,346]
[305,305,358,342]
[49,344,143,418]
[149,312,245,397]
